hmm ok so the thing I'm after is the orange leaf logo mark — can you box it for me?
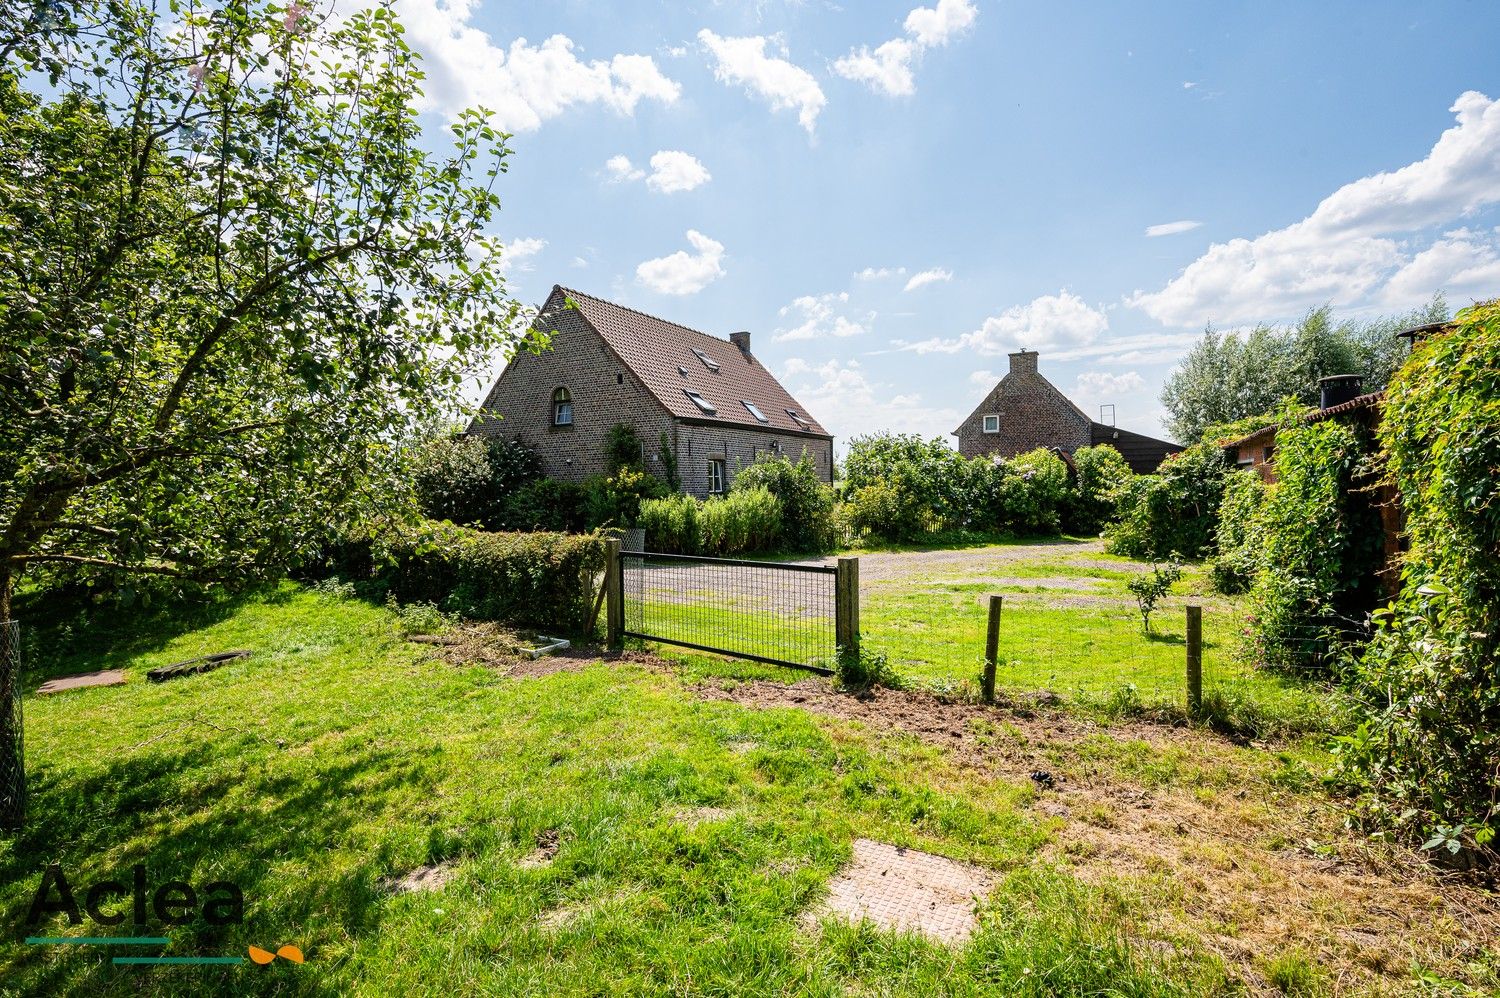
[248,944,305,964]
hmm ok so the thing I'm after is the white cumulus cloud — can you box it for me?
[636,230,726,295]
[787,359,960,444]
[394,3,680,132]
[1145,220,1203,238]
[699,29,825,133]
[855,266,907,281]
[773,291,872,342]
[604,154,646,182]
[605,150,711,192]
[645,150,712,193]
[1131,91,1500,327]
[497,236,544,272]
[903,267,953,292]
[1378,227,1500,307]
[835,0,976,96]
[833,38,918,97]
[903,0,979,47]
[906,290,1109,355]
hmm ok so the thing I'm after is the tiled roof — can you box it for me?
[545,286,831,437]
[1302,391,1384,424]
[1222,392,1385,450]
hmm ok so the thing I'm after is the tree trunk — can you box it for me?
[0,568,23,830]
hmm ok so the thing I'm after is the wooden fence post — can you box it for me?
[835,557,860,661]
[983,594,1003,703]
[605,538,623,650]
[1186,604,1202,716]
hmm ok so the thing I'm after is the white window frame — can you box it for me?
[707,459,726,494]
[553,388,573,426]
[982,414,999,434]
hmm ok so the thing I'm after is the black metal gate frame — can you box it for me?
[617,551,837,674]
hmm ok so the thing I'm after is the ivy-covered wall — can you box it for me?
[1335,300,1500,859]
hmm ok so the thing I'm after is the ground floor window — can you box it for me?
[707,458,725,494]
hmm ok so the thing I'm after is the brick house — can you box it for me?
[955,350,1180,474]
[468,285,834,497]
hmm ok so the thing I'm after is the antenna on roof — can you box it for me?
[1099,404,1115,427]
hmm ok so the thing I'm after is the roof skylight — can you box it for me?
[684,390,716,415]
[786,409,813,429]
[742,401,769,423]
[691,348,720,372]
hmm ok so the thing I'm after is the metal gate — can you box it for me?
[607,546,858,674]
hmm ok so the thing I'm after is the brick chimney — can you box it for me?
[1008,349,1038,375]
[729,330,750,354]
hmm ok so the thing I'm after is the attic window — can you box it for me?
[786,409,812,429]
[742,401,769,423]
[678,365,690,377]
[982,415,999,434]
[691,348,720,372]
[684,390,716,415]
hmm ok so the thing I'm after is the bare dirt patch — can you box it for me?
[519,828,562,869]
[383,860,456,894]
[408,624,590,679]
[811,838,993,944]
[672,805,732,827]
[36,669,127,694]
[691,676,1500,992]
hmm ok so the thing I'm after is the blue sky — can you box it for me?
[398,0,1500,445]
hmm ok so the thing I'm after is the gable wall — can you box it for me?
[469,308,675,483]
[956,371,1092,458]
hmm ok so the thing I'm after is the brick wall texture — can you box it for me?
[955,351,1092,459]
[469,304,833,498]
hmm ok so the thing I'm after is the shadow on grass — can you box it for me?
[0,731,426,996]
[12,584,291,688]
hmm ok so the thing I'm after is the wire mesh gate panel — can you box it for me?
[0,621,24,829]
[619,552,838,673]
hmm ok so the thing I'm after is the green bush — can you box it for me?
[1244,419,1381,672]
[410,434,542,527]
[698,487,783,555]
[843,433,970,525]
[840,435,1079,543]
[345,523,607,634]
[499,478,586,533]
[732,455,836,552]
[841,475,933,543]
[1335,300,1500,858]
[1105,443,1229,559]
[1065,444,1134,535]
[638,493,699,554]
[835,643,900,692]
[1209,470,1267,595]
[996,448,1070,534]
[604,423,644,475]
[581,468,670,530]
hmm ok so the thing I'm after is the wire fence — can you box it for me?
[620,553,838,672]
[866,590,1354,717]
[0,621,25,829]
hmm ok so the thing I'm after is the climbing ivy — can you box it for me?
[1335,300,1500,860]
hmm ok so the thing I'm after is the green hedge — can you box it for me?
[345,523,607,634]
[639,487,784,556]
[1105,443,1229,559]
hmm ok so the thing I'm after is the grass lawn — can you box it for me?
[844,539,1337,735]
[2,582,1496,995]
